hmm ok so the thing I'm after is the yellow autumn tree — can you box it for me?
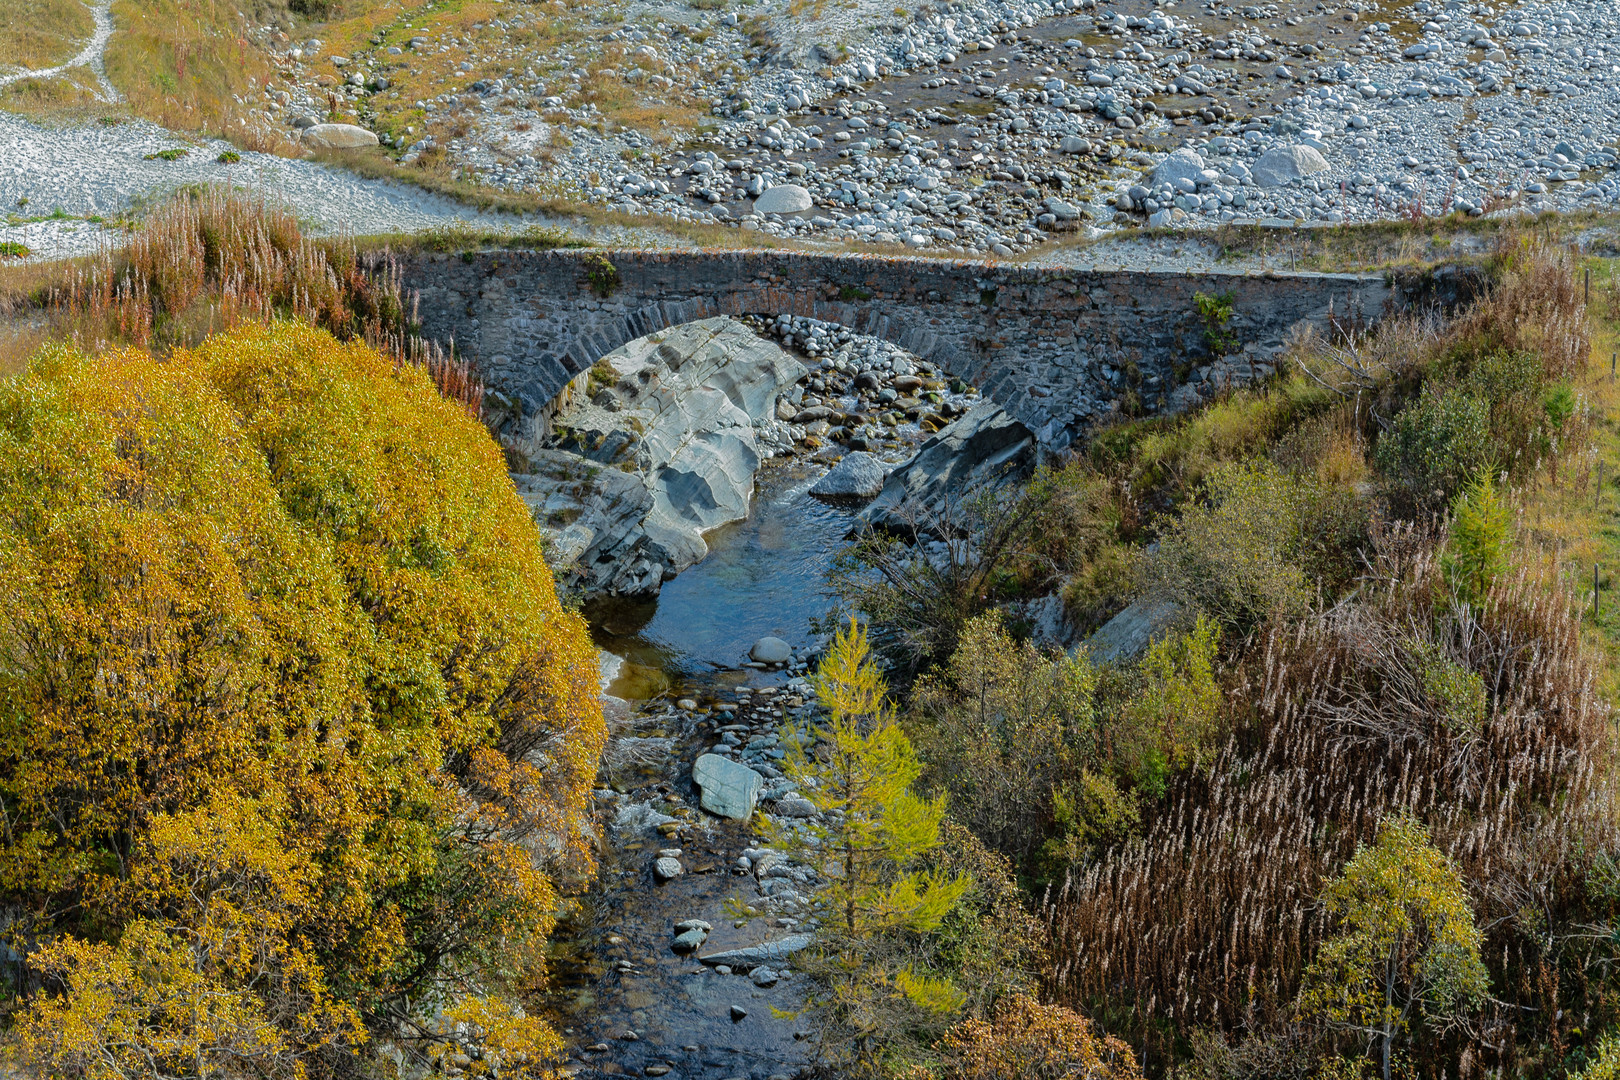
[0,323,604,1077]
[1299,812,1488,1080]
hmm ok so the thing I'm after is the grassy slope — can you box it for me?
[0,0,94,71]
[1515,257,1620,696]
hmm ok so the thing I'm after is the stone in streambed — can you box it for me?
[672,928,708,952]
[700,933,814,971]
[654,857,684,881]
[753,184,813,214]
[1252,145,1330,187]
[809,451,889,500]
[692,753,764,820]
[749,637,793,664]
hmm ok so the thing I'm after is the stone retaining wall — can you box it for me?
[393,248,1394,447]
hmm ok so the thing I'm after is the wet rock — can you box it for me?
[752,966,780,986]
[655,857,685,881]
[860,402,1035,532]
[675,919,713,932]
[808,451,888,500]
[672,927,708,952]
[750,637,793,664]
[700,934,814,971]
[731,1005,750,1021]
[1252,145,1331,187]
[753,184,813,214]
[692,753,765,820]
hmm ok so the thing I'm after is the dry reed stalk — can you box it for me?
[42,187,485,418]
[1045,524,1614,1049]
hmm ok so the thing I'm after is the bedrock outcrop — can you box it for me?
[514,317,805,596]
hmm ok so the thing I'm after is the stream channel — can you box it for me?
[539,461,868,1080]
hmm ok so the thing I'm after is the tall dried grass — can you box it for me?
[1046,520,1614,1067]
[41,186,483,417]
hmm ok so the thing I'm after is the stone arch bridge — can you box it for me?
[393,248,1397,448]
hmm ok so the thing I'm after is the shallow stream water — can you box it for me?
[541,460,862,1079]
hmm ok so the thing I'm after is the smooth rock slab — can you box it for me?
[699,933,814,972]
[692,753,764,820]
[753,184,813,214]
[301,123,380,150]
[773,796,818,818]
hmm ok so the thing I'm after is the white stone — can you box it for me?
[809,451,889,499]
[753,184,813,214]
[301,124,379,150]
[1150,147,1207,188]
[654,857,684,881]
[1252,145,1331,187]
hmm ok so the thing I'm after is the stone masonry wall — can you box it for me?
[392,248,1393,447]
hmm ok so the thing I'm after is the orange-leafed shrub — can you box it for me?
[0,322,603,1077]
[935,993,1142,1080]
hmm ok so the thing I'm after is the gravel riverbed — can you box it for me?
[254,0,1620,256]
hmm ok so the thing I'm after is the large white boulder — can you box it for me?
[753,184,813,214]
[1252,144,1331,187]
[520,317,806,597]
[1150,147,1207,188]
[301,123,380,150]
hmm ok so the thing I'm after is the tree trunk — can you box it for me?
[1383,952,1395,1080]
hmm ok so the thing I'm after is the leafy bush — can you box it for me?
[930,993,1142,1080]
[909,613,1099,875]
[1372,383,1493,511]
[216,149,241,163]
[1143,460,1366,632]
[1,323,604,1075]
[1299,812,1488,1080]
[1114,613,1222,792]
[0,240,29,259]
[1194,290,1239,356]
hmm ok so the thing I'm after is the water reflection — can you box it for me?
[585,460,858,681]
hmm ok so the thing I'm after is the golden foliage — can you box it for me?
[0,322,602,1075]
[936,993,1142,1080]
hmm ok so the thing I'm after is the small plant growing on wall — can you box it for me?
[585,254,620,298]
[1194,290,1239,357]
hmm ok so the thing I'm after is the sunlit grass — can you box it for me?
[0,0,94,72]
